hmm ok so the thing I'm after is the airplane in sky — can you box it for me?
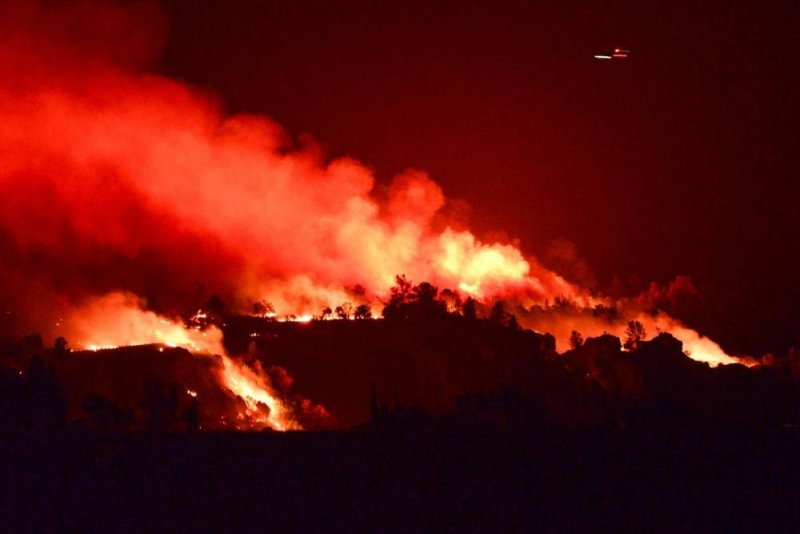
[594,48,630,60]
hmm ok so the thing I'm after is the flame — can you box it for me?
[280,314,314,324]
[63,292,301,430]
[64,293,224,353]
[516,302,751,367]
[648,314,756,367]
[0,0,760,430]
[0,1,650,327]
[218,355,299,430]
[435,229,530,296]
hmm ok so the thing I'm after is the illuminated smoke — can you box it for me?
[0,0,595,330]
[0,0,749,381]
[65,292,225,354]
[0,1,584,322]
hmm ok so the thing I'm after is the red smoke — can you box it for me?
[0,1,578,324]
[0,0,749,411]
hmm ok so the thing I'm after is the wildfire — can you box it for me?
[648,315,756,367]
[435,229,530,298]
[63,292,301,431]
[280,314,314,324]
[0,0,762,437]
[219,355,299,431]
[0,0,743,365]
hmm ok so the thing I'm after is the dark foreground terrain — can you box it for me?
[3,302,799,531]
[2,425,798,532]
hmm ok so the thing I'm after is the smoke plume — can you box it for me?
[0,0,748,377]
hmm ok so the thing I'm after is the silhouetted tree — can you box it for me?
[335,303,353,320]
[54,336,69,352]
[252,299,275,317]
[569,330,584,350]
[353,304,372,320]
[392,274,413,300]
[320,306,333,320]
[623,320,647,351]
[382,275,414,320]
[462,297,478,320]
[412,282,438,304]
[382,277,448,321]
[410,282,447,318]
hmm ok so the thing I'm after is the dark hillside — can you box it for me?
[223,316,561,428]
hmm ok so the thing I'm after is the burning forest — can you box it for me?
[2,1,798,531]
[1,0,785,434]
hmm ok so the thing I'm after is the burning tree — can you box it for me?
[335,303,353,320]
[382,276,447,321]
[623,321,647,351]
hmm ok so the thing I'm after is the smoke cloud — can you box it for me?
[0,1,749,369]
[0,1,579,328]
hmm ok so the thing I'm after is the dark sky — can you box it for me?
[157,0,798,355]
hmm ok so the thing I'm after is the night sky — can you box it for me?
[156,0,798,355]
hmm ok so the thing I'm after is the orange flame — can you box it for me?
[0,0,755,416]
[62,292,301,430]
